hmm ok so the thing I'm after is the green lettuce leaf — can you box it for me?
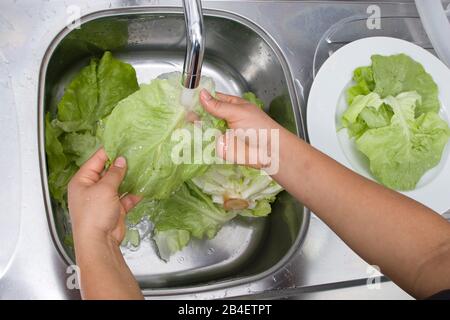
[46,52,139,209]
[243,92,264,109]
[102,73,216,199]
[356,92,450,190]
[62,132,101,166]
[371,54,440,116]
[347,66,375,105]
[341,92,384,138]
[342,92,383,126]
[191,164,283,217]
[359,103,393,129]
[45,113,68,174]
[129,182,236,260]
[55,51,139,133]
[269,94,297,134]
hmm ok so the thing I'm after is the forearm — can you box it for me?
[74,233,144,300]
[273,129,450,298]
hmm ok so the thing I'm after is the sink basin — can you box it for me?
[38,8,309,295]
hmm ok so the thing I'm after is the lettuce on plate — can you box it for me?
[342,54,449,191]
[346,66,375,105]
[347,54,439,116]
[356,92,450,190]
[371,54,440,116]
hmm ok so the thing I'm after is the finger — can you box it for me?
[216,132,263,169]
[216,92,248,105]
[72,147,108,185]
[120,194,143,213]
[186,111,200,123]
[200,89,241,120]
[100,156,127,189]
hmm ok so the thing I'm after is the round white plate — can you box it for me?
[307,37,450,214]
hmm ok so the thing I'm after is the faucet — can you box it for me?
[181,0,205,89]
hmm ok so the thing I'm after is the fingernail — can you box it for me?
[201,89,212,101]
[114,156,126,168]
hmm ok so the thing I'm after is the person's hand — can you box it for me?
[200,90,281,132]
[68,148,141,246]
[199,90,286,170]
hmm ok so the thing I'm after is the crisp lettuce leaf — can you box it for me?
[356,92,450,190]
[129,182,236,260]
[342,93,394,138]
[153,230,190,260]
[45,113,75,207]
[371,54,440,116]
[359,103,393,129]
[46,52,139,209]
[62,132,101,166]
[269,94,297,134]
[45,113,68,173]
[341,92,384,138]
[48,164,78,207]
[342,92,383,126]
[102,73,216,198]
[55,51,139,133]
[243,92,264,109]
[347,66,375,105]
[191,164,283,217]
[56,58,98,131]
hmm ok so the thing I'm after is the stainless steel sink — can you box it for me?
[39,8,309,295]
[2,0,430,300]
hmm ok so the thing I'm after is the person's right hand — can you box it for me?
[200,90,281,132]
[199,90,286,169]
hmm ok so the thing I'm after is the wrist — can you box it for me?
[73,228,120,257]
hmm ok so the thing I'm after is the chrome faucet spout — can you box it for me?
[181,0,205,89]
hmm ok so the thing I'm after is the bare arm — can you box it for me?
[275,129,450,299]
[74,233,143,300]
[200,90,450,299]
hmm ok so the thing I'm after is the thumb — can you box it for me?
[100,156,127,189]
[200,89,239,120]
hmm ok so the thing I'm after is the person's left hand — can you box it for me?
[68,148,141,246]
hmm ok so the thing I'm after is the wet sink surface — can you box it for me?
[40,10,308,293]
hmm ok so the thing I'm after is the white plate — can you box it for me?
[307,37,450,214]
